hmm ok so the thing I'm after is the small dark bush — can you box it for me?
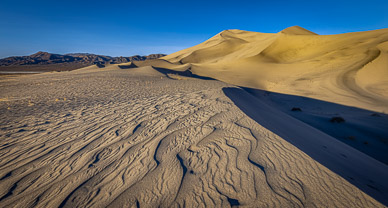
[118,63,137,69]
[96,63,105,68]
[346,136,356,140]
[330,116,345,123]
[291,107,302,112]
[371,113,381,117]
[363,141,368,145]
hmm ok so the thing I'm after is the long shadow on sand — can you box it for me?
[152,66,216,80]
[223,87,388,206]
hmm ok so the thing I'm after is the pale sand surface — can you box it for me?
[0,65,386,207]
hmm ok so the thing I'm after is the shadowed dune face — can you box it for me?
[155,27,388,112]
[0,66,384,207]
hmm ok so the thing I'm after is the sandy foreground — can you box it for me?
[0,65,387,207]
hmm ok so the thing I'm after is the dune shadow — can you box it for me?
[223,87,388,206]
[240,87,388,164]
[118,62,137,69]
[151,66,216,80]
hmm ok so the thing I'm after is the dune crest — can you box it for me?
[280,25,318,35]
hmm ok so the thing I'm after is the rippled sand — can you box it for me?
[0,65,385,207]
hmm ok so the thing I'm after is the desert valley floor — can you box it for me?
[0,65,387,207]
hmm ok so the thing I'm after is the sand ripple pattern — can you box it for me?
[0,68,382,207]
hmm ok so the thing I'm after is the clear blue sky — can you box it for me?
[1,0,387,58]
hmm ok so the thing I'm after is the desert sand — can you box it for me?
[1,26,388,207]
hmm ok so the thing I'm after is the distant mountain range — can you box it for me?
[0,51,166,66]
[0,52,165,72]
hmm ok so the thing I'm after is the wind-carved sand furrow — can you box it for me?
[257,142,307,206]
[224,120,276,202]
[0,108,136,172]
[336,48,383,104]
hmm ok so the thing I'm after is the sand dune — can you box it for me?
[0,65,385,207]
[155,26,388,112]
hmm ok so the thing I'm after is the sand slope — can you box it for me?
[155,26,388,112]
[0,65,385,207]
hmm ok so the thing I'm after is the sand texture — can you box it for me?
[0,63,387,207]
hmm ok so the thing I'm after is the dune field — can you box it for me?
[1,26,388,207]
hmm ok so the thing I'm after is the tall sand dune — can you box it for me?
[156,26,388,112]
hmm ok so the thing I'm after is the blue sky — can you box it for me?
[0,0,387,58]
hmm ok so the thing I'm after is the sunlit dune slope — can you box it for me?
[152,26,388,112]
